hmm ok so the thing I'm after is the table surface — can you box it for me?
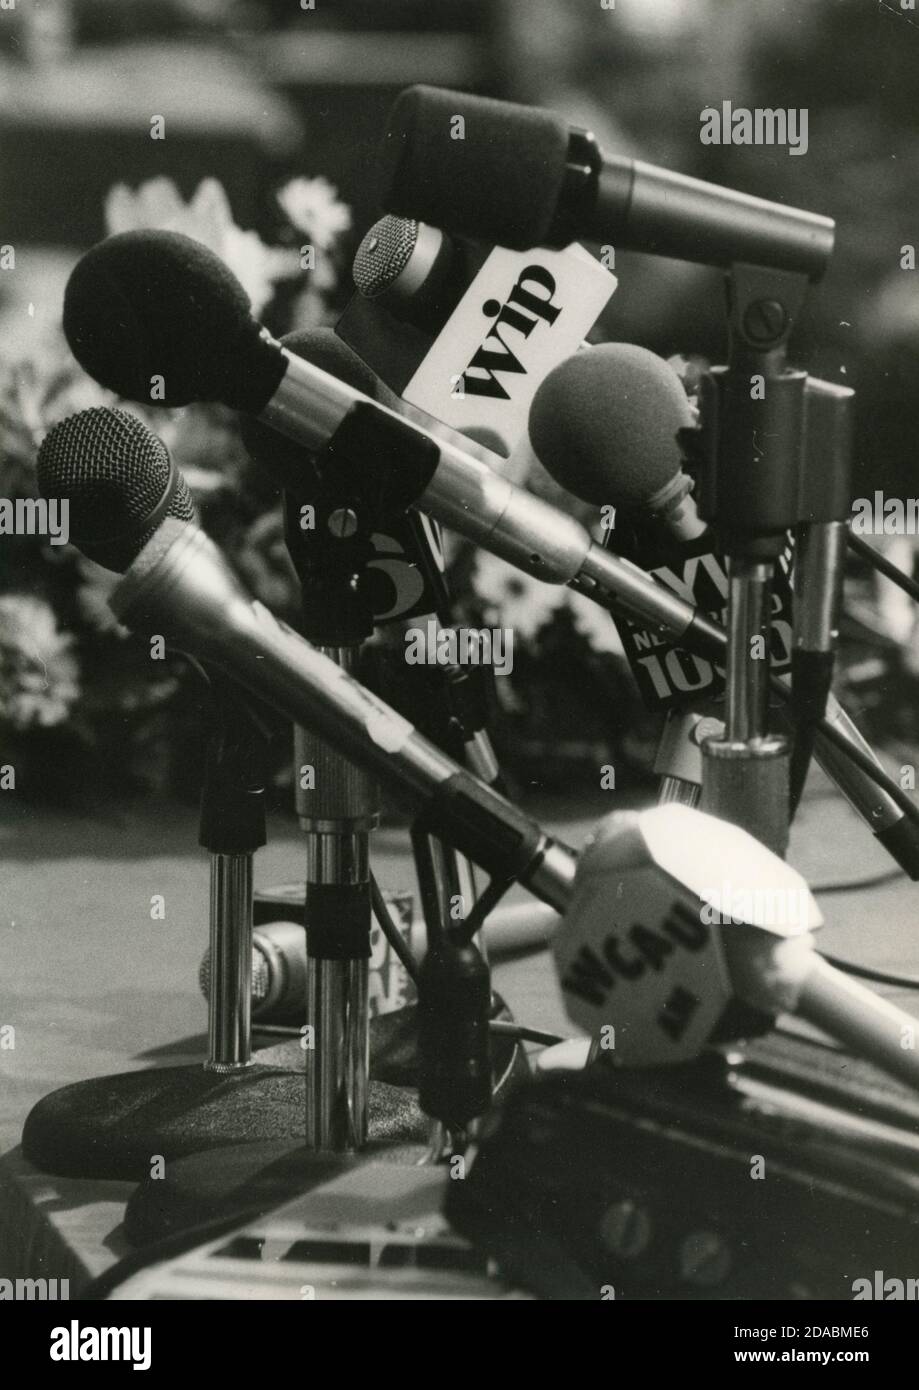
[2,775,918,1292]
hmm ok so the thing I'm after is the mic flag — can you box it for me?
[614,534,794,711]
[554,803,821,1066]
[399,243,614,458]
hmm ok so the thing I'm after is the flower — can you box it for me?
[566,589,626,657]
[0,594,80,729]
[0,348,110,496]
[276,177,352,251]
[105,177,301,318]
[470,551,565,642]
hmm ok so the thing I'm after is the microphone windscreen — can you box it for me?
[238,328,381,487]
[37,406,195,571]
[62,231,286,412]
[380,85,570,251]
[528,344,694,508]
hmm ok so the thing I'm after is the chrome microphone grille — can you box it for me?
[353,215,419,298]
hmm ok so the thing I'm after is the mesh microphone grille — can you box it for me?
[37,406,195,570]
[198,947,271,1005]
[353,216,419,298]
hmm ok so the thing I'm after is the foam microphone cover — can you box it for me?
[238,328,380,490]
[380,85,571,251]
[529,344,695,508]
[62,230,286,411]
[37,406,196,571]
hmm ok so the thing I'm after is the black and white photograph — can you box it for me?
[1,0,918,1350]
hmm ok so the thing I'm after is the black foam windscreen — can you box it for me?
[379,85,571,251]
[62,230,287,412]
[528,344,694,508]
[238,327,381,490]
[37,405,196,572]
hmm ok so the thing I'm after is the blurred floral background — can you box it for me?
[0,168,359,801]
[1,0,918,806]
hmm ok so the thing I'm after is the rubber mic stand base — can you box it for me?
[21,1062,312,1183]
[21,1002,491,1184]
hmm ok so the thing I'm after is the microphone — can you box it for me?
[36,405,196,570]
[37,405,274,1076]
[236,324,383,494]
[352,216,477,336]
[200,920,307,1027]
[529,343,705,542]
[379,85,835,277]
[61,230,723,657]
[526,340,791,713]
[348,214,615,458]
[555,802,919,1092]
[527,349,919,874]
[198,901,562,1027]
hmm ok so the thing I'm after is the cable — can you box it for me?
[848,530,919,604]
[788,650,836,818]
[454,872,517,946]
[818,951,919,994]
[254,1018,563,1047]
[812,865,906,895]
[490,1020,564,1047]
[370,873,420,986]
[409,822,450,951]
[768,671,919,824]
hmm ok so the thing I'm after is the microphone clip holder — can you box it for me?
[696,264,812,854]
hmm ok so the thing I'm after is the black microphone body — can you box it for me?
[380,86,834,277]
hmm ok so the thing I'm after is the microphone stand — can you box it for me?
[367,513,514,1159]
[653,377,919,873]
[196,674,270,1072]
[284,458,511,1156]
[655,706,722,806]
[696,265,811,854]
[21,668,309,1183]
[284,493,379,1154]
[118,511,514,1238]
[377,645,495,1160]
[787,379,853,810]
